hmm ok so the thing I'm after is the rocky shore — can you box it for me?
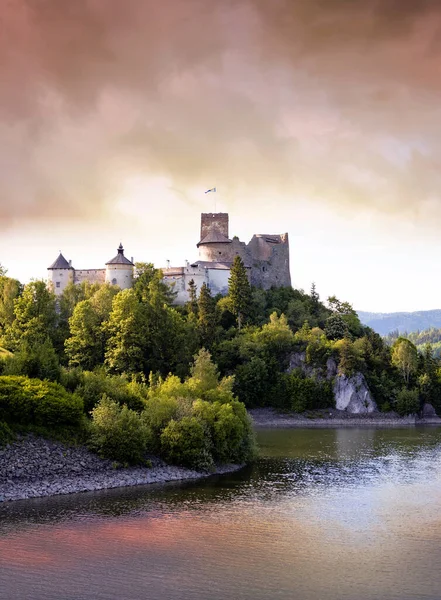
[249,407,441,429]
[0,435,241,503]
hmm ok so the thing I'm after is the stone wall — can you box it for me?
[74,269,106,285]
[246,233,291,289]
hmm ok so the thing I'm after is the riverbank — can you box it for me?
[0,435,242,502]
[249,407,441,428]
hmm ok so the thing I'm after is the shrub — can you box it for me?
[160,416,213,470]
[283,373,334,412]
[89,395,150,464]
[0,375,84,429]
[395,388,420,416]
[0,421,14,447]
[2,339,61,382]
[75,370,146,414]
[193,398,256,464]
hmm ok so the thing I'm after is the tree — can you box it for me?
[3,281,57,350]
[325,314,349,340]
[0,276,22,339]
[65,284,119,369]
[228,256,251,330]
[198,283,216,347]
[391,337,418,386]
[187,279,198,317]
[310,282,320,316]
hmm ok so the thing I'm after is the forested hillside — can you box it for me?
[358,310,441,336]
[1,259,441,465]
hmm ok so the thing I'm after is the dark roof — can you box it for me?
[191,260,251,270]
[197,228,232,247]
[105,243,134,266]
[48,253,72,270]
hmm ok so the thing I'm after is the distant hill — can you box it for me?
[357,310,441,336]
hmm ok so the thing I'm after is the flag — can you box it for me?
[205,187,216,193]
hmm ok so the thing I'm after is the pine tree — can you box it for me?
[187,279,198,317]
[228,256,251,330]
[198,283,216,347]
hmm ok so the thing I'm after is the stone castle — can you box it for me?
[48,213,290,302]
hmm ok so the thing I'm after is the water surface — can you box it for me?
[1,427,441,600]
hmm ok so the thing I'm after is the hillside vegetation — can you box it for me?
[359,309,441,336]
[1,260,440,457]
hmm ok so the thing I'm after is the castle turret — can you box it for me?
[47,252,74,296]
[197,213,234,262]
[105,244,134,289]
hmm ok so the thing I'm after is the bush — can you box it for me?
[193,398,256,464]
[282,373,334,412]
[0,375,84,429]
[89,395,150,464]
[0,421,14,447]
[75,370,146,413]
[2,339,61,382]
[395,388,420,416]
[160,416,213,470]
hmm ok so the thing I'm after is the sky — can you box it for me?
[1,0,441,312]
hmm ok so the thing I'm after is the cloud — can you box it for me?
[1,0,441,229]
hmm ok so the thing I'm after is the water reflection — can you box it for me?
[1,427,441,600]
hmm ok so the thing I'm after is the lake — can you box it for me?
[1,427,441,600]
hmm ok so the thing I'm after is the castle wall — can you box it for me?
[200,213,229,239]
[246,233,291,289]
[74,269,106,285]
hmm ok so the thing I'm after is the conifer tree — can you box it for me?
[187,279,198,317]
[198,282,216,347]
[228,256,251,330]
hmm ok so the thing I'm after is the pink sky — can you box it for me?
[1,0,441,311]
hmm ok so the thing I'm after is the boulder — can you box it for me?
[422,403,438,418]
[333,372,378,414]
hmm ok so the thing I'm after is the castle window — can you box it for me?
[112,278,117,285]
[56,282,61,288]
[262,267,265,272]
[219,252,222,255]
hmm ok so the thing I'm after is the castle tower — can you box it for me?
[105,244,134,289]
[47,252,74,296]
[197,213,234,262]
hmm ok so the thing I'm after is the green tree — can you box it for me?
[65,284,118,369]
[228,256,252,330]
[198,283,216,347]
[325,313,349,340]
[4,281,57,350]
[0,276,22,339]
[187,279,198,317]
[391,337,418,386]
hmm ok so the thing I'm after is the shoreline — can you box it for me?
[249,408,441,429]
[0,436,242,503]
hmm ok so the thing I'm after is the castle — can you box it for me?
[47,213,291,302]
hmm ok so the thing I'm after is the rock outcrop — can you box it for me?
[333,373,378,414]
[288,351,378,414]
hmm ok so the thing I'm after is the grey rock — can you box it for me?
[334,373,378,414]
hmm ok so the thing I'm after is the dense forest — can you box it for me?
[385,328,441,358]
[359,309,441,336]
[1,258,440,466]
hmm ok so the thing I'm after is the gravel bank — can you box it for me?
[249,408,441,429]
[0,436,242,502]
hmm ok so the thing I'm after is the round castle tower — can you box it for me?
[197,212,234,262]
[47,252,74,294]
[105,244,134,289]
